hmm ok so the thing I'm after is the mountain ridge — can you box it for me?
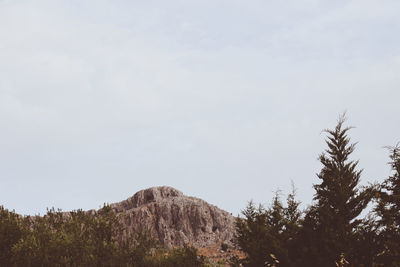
[102,186,236,248]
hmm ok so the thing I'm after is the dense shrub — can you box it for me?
[0,205,205,267]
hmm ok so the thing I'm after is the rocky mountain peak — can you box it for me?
[110,186,235,248]
[111,186,184,212]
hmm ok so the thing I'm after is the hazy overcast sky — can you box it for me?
[1,0,399,215]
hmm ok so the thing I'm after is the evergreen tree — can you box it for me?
[352,215,380,266]
[235,189,302,267]
[0,207,25,266]
[235,201,272,267]
[299,115,373,266]
[375,144,400,266]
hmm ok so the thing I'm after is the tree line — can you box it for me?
[0,204,206,266]
[235,115,400,267]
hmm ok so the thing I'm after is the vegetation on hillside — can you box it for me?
[0,205,206,267]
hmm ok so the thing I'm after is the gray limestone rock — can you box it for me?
[109,186,235,248]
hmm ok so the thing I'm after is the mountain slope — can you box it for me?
[109,186,236,248]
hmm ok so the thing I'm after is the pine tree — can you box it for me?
[235,201,273,266]
[375,144,400,266]
[235,189,302,267]
[299,115,373,266]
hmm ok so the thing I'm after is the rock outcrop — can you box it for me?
[109,186,235,248]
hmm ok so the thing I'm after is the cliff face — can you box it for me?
[110,186,235,248]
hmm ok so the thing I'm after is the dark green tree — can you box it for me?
[235,189,302,267]
[0,207,25,266]
[235,201,271,266]
[375,144,400,266]
[351,215,381,266]
[299,115,373,266]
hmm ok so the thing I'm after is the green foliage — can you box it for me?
[351,216,381,266]
[0,205,204,266]
[235,188,302,267]
[374,144,400,266]
[298,115,374,266]
[148,245,205,267]
[0,207,25,266]
[10,205,123,266]
[234,115,391,266]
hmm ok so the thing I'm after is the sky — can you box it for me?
[1,0,399,216]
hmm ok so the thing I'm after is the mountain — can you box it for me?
[106,186,236,248]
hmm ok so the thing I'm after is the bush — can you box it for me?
[1,205,205,266]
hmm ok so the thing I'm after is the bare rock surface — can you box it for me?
[109,186,235,248]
